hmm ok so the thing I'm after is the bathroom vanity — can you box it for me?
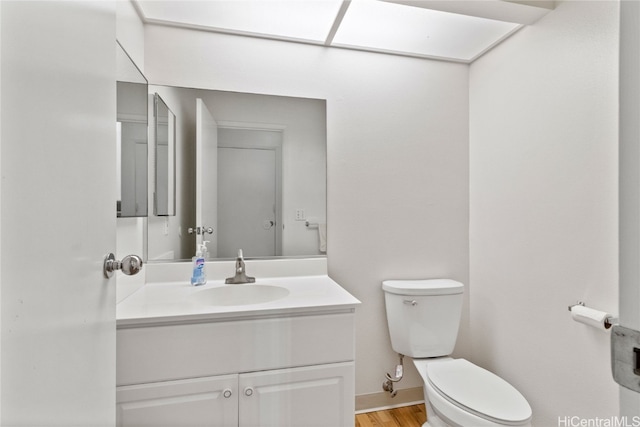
[116,272,359,427]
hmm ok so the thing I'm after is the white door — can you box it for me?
[1,2,117,425]
[620,0,640,414]
[116,375,239,427]
[239,363,354,427]
[196,98,218,257]
[217,147,277,258]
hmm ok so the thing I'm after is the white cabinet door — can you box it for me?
[239,362,355,427]
[117,375,239,427]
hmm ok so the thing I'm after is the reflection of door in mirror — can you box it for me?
[217,128,283,258]
[154,94,176,217]
[196,99,219,258]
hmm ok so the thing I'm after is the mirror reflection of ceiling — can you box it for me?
[133,0,554,63]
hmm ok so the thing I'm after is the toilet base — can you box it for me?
[424,415,450,427]
[423,384,455,427]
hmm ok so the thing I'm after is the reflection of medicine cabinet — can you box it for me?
[154,94,176,217]
[116,42,148,218]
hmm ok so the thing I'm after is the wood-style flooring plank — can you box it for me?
[355,404,426,427]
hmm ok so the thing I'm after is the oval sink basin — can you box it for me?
[191,285,290,306]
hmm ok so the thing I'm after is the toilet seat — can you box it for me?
[426,359,532,425]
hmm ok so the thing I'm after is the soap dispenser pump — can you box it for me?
[201,240,210,260]
[190,243,207,286]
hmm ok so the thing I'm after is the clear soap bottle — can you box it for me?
[190,243,207,286]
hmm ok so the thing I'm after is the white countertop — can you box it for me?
[117,275,360,327]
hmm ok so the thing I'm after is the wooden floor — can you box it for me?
[355,404,426,427]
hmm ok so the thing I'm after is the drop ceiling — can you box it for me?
[134,0,554,63]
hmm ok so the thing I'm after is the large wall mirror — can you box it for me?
[147,86,327,262]
[116,42,148,217]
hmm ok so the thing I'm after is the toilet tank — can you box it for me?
[382,279,464,358]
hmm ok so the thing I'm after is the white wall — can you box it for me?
[116,0,144,73]
[116,2,146,303]
[144,25,470,400]
[469,1,619,424]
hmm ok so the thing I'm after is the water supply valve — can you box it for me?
[383,354,405,398]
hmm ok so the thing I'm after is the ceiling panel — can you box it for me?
[137,0,344,42]
[134,0,546,63]
[333,0,521,61]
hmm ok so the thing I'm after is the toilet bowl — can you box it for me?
[382,279,532,427]
[414,358,531,427]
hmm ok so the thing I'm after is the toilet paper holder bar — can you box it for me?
[567,301,585,311]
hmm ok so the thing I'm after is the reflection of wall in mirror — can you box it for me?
[147,86,327,262]
[118,122,148,217]
[116,81,148,218]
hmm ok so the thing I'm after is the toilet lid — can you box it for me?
[382,279,463,296]
[427,359,532,424]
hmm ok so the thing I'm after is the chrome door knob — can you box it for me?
[223,389,233,399]
[244,387,254,397]
[188,226,214,235]
[103,253,143,278]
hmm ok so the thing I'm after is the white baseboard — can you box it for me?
[355,387,424,414]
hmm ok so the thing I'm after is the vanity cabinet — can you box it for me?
[116,363,353,427]
[238,363,353,427]
[116,374,238,427]
[116,311,356,427]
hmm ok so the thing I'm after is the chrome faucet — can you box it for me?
[225,249,255,284]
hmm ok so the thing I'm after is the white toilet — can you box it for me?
[382,279,532,427]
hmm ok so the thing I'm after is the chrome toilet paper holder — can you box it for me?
[568,301,618,329]
[567,301,585,311]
